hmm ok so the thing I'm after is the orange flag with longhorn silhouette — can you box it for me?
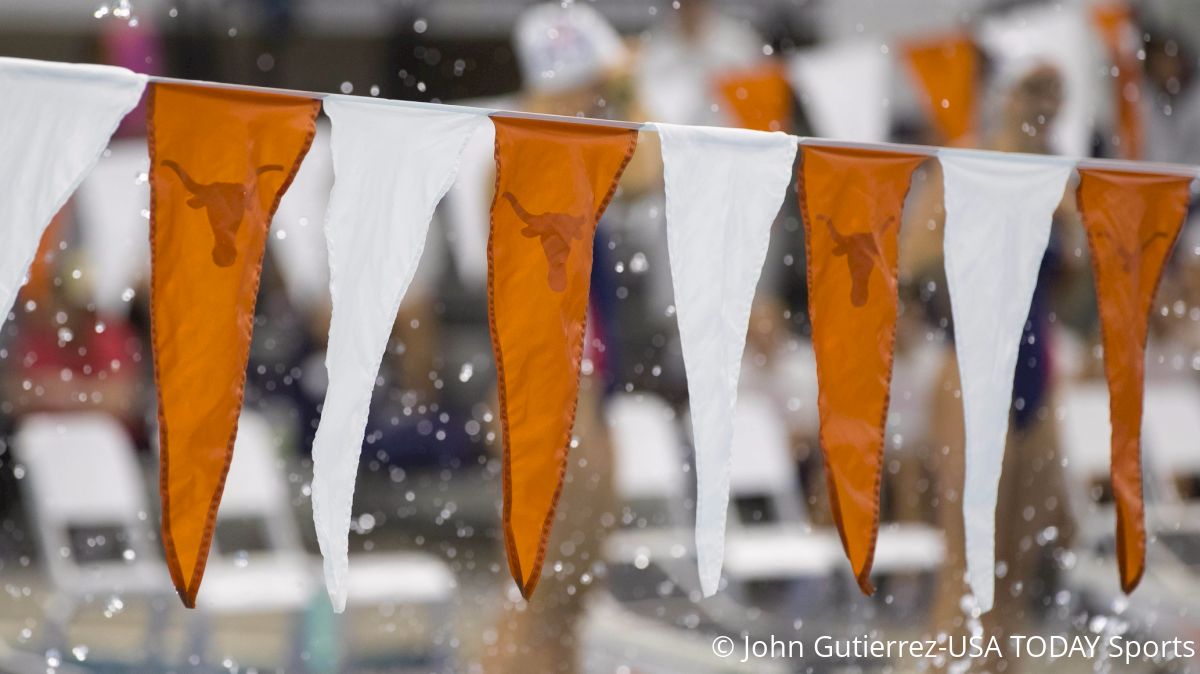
[1078,168,1191,594]
[149,82,318,607]
[799,145,926,594]
[488,116,637,599]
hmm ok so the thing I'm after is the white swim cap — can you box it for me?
[513,3,627,93]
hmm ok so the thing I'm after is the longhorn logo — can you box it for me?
[819,214,895,307]
[1095,229,1169,274]
[161,160,284,267]
[502,191,588,292]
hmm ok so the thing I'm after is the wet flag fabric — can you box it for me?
[149,82,319,607]
[799,145,926,594]
[0,57,146,329]
[1078,168,1191,593]
[654,122,797,596]
[488,116,638,599]
[938,150,1073,613]
[311,98,486,612]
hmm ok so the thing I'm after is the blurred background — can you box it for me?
[2,0,1200,672]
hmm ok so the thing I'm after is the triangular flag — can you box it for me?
[270,122,333,311]
[75,138,151,316]
[787,41,891,143]
[714,62,793,132]
[938,151,1073,613]
[976,3,1096,158]
[799,144,925,594]
[1077,168,1191,593]
[904,34,978,145]
[0,57,145,326]
[1092,2,1144,159]
[654,122,797,596]
[488,116,638,598]
[150,83,319,607]
[311,97,485,612]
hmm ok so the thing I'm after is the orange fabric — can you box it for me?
[488,116,636,599]
[149,83,318,607]
[1092,3,1144,159]
[799,145,925,594]
[22,208,67,305]
[715,62,793,132]
[1078,168,1190,593]
[904,33,978,145]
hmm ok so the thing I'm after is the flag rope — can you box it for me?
[145,72,1200,180]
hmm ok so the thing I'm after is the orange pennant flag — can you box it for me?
[149,83,318,607]
[1092,2,1144,159]
[1078,168,1191,593]
[488,116,636,598]
[904,33,978,145]
[799,145,926,594]
[715,62,793,133]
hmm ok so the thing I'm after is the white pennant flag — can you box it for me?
[939,150,1072,612]
[0,57,146,325]
[654,123,797,596]
[312,97,485,612]
[786,40,891,144]
[75,138,150,316]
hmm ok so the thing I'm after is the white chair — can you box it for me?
[728,392,808,526]
[12,413,172,659]
[712,392,842,586]
[1059,381,1177,539]
[1144,381,1200,496]
[726,391,943,583]
[607,392,688,527]
[199,412,317,615]
[212,412,455,650]
[603,393,702,604]
[1060,381,1200,633]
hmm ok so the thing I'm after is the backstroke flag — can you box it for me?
[311,98,486,612]
[800,145,925,594]
[655,122,797,596]
[939,150,1072,612]
[1078,168,1191,593]
[714,62,794,133]
[904,34,978,145]
[0,57,145,328]
[488,116,638,599]
[150,83,319,607]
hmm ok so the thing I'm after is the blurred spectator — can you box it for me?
[636,0,766,126]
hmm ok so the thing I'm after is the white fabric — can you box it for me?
[0,57,145,325]
[786,41,891,143]
[513,3,627,93]
[443,113,497,289]
[976,4,1096,158]
[655,122,797,596]
[271,122,333,311]
[312,96,485,612]
[636,12,765,126]
[939,150,1072,613]
[74,138,150,316]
